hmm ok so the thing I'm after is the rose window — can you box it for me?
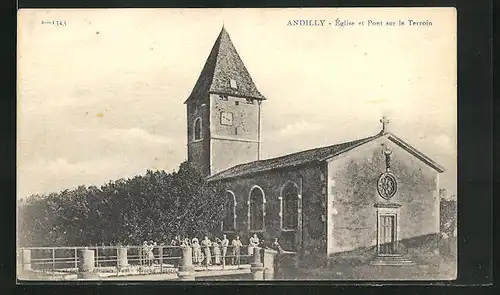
[377,173,398,199]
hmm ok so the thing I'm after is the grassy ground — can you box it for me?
[277,255,457,281]
[193,257,456,281]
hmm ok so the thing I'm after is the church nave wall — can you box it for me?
[219,164,328,266]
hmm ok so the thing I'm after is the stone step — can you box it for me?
[370,255,416,266]
[370,260,416,266]
[376,256,412,260]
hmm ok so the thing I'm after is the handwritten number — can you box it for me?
[41,20,67,27]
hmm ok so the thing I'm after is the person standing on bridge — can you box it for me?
[147,241,156,266]
[213,238,221,265]
[170,236,180,246]
[201,236,212,266]
[248,233,260,256]
[141,241,149,266]
[231,236,242,265]
[192,238,202,265]
[271,238,284,253]
[221,234,229,267]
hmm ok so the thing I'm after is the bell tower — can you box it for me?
[185,27,266,177]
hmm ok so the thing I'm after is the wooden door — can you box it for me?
[379,215,396,254]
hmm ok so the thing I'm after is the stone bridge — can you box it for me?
[17,245,298,281]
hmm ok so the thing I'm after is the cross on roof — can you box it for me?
[380,116,390,134]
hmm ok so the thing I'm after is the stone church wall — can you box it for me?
[209,94,261,174]
[326,137,440,263]
[186,98,211,176]
[210,139,259,175]
[221,164,328,266]
[210,94,260,142]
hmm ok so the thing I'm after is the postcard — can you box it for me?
[17,7,457,281]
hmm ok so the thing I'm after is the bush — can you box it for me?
[18,161,226,246]
[440,198,457,235]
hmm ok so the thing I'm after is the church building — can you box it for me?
[184,27,445,266]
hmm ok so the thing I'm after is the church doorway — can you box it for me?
[379,214,397,255]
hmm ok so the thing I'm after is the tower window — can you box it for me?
[219,94,228,101]
[193,117,202,141]
[230,79,238,89]
[235,127,238,135]
[235,101,239,106]
[246,98,254,104]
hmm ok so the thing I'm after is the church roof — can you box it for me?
[207,132,445,182]
[184,27,266,104]
[207,134,381,182]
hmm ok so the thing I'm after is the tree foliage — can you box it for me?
[18,162,226,247]
[440,197,457,234]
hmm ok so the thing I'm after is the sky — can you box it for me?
[17,8,457,199]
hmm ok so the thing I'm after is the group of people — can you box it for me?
[174,234,243,266]
[141,234,286,267]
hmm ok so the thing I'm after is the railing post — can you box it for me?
[95,246,99,269]
[116,247,119,274]
[16,249,21,275]
[22,249,32,272]
[263,249,278,280]
[139,246,143,269]
[77,248,97,279]
[52,248,55,274]
[222,246,226,269]
[177,246,195,281]
[159,246,163,273]
[117,247,128,271]
[248,245,254,260]
[74,248,78,271]
[236,246,241,267]
[250,247,264,281]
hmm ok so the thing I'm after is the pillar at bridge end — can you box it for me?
[21,249,32,272]
[263,249,278,280]
[178,246,195,281]
[117,247,128,270]
[77,249,98,279]
[250,248,264,281]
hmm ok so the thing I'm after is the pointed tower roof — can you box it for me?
[184,27,266,104]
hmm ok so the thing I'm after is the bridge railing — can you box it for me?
[192,244,255,269]
[92,245,183,274]
[17,247,81,275]
[17,244,256,276]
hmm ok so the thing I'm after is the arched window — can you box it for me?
[193,117,202,141]
[282,182,299,230]
[222,191,236,232]
[249,186,265,231]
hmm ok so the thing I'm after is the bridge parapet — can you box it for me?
[262,249,278,280]
[178,246,195,281]
[77,249,98,279]
[17,244,257,280]
[250,247,264,280]
[21,249,32,271]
